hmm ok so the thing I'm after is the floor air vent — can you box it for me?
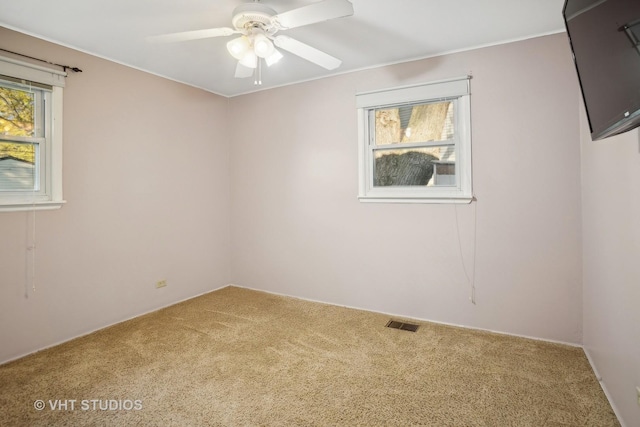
[386,320,419,332]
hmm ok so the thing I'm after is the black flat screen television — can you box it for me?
[563,0,640,140]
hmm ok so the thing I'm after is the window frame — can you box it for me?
[357,76,472,204]
[0,56,65,212]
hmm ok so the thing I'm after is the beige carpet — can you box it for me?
[0,286,619,426]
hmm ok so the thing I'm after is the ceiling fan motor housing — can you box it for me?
[231,3,277,32]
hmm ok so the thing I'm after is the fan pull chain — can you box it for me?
[254,60,263,85]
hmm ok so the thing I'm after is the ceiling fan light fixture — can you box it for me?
[226,36,251,60]
[253,33,275,58]
[239,50,258,69]
[155,0,355,84]
[265,48,283,67]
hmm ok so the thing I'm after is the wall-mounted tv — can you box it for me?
[563,0,640,140]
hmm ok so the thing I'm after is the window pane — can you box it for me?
[373,146,456,187]
[0,142,36,191]
[374,101,454,146]
[0,85,35,137]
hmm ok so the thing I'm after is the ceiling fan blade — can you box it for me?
[273,35,342,70]
[147,27,236,43]
[235,62,254,78]
[273,0,354,30]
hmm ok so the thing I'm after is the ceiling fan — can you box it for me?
[148,0,354,84]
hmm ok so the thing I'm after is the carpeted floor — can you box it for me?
[0,286,619,426]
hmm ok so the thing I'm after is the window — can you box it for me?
[357,76,472,203]
[0,56,65,211]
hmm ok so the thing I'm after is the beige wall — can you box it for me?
[0,28,231,363]
[581,110,640,425]
[229,33,585,344]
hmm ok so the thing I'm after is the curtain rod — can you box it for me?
[0,47,82,73]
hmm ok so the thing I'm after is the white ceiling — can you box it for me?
[0,0,566,97]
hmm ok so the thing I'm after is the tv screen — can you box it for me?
[563,0,640,140]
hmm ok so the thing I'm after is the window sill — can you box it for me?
[0,200,66,212]
[358,196,473,204]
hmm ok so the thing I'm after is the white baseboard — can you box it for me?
[0,284,229,366]
[229,284,582,348]
[583,347,626,427]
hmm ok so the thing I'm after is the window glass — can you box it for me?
[0,85,35,137]
[374,101,454,145]
[373,147,455,187]
[0,142,36,190]
[0,84,39,193]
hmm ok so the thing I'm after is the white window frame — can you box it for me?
[0,56,65,212]
[357,76,472,204]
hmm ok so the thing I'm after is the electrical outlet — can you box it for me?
[156,280,167,289]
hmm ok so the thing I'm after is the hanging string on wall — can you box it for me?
[454,198,478,305]
[0,47,82,73]
[24,79,38,299]
[25,203,36,298]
